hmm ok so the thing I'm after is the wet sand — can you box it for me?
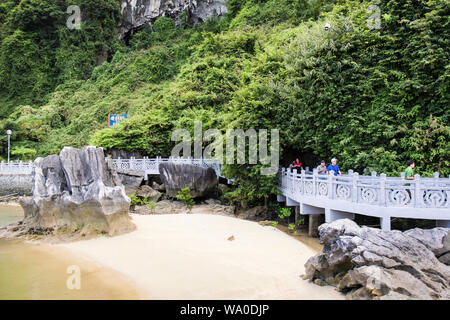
[59,214,343,300]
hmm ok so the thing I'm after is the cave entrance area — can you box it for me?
[282,148,322,171]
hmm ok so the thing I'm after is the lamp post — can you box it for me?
[6,130,11,163]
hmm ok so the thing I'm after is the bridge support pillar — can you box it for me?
[325,208,355,223]
[308,214,320,237]
[436,220,450,228]
[380,217,391,231]
[286,197,299,207]
[294,206,300,226]
[300,203,324,215]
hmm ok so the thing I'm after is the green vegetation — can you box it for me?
[277,207,293,225]
[0,0,448,206]
[176,187,195,211]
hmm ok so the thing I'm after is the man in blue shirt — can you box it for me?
[327,158,342,176]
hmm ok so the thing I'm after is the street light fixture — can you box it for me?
[6,130,12,163]
[324,23,342,34]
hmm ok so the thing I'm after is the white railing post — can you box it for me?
[433,172,439,188]
[292,169,297,196]
[352,172,359,202]
[328,171,334,199]
[380,173,386,206]
[130,157,134,170]
[301,169,306,195]
[313,168,318,196]
[415,174,422,208]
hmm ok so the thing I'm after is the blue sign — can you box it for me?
[109,114,128,127]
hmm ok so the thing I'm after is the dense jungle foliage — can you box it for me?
[0,0,448,204]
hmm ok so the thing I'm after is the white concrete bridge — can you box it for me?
[277,168,450,230]
[1,158,449,230]
[110,157,226,179]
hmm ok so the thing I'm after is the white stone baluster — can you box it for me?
[433,172,439,188]
[328,170,334,199]
[301,169,306,195]
[313,168,318,196]
[380,173,387,206]
[352,172,359,202]
[292,169,297,196]
[415,174,422,208]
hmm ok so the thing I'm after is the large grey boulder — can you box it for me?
[136,185,162,202]
[404,228,450,266]
[159,163,218,198]
[15,146,135,238]
[303,219,450,300]
[119,0,227,39]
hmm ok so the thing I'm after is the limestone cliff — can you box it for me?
[119,0,227,39]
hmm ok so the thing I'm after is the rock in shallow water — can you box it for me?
[15,146,135,238]
[303,219,450,300]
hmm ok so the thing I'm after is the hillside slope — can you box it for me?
[0,0,448,202]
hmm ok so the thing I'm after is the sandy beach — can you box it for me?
[57,213,343,300]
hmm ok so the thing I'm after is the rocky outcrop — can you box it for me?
[4,147,135,239]
[152,181,166,192]
[132,199,235,216]
[236,206,267,220]
[303,219,450,300]
[115,168,145,195]
[119,0,227,39]
[404,228,450,266]
[136,185,162,202]
[159,163,218,198]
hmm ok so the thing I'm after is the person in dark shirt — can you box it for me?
[291,158,304,172]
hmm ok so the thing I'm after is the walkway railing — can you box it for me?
[279,168,450,209]
[0,161,33,174]
[110,157,224,177]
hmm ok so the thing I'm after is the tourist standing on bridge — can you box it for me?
[405,160,415,180]
[316,160,327,175]
[327,158,342,176]
[292,158,304,172]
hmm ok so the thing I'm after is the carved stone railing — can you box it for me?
[110,157,224,177]
[279,168,450,209]
[0,161,33,175]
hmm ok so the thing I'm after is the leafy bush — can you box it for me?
[11,146,36,161]
[176,187,195,211]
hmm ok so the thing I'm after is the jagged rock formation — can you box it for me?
[159,162,218,198]
[5,147,135,239]
[303,219,450,300]
[136,185,162,202]
[114,167,145,195]
[119,0,227,39]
